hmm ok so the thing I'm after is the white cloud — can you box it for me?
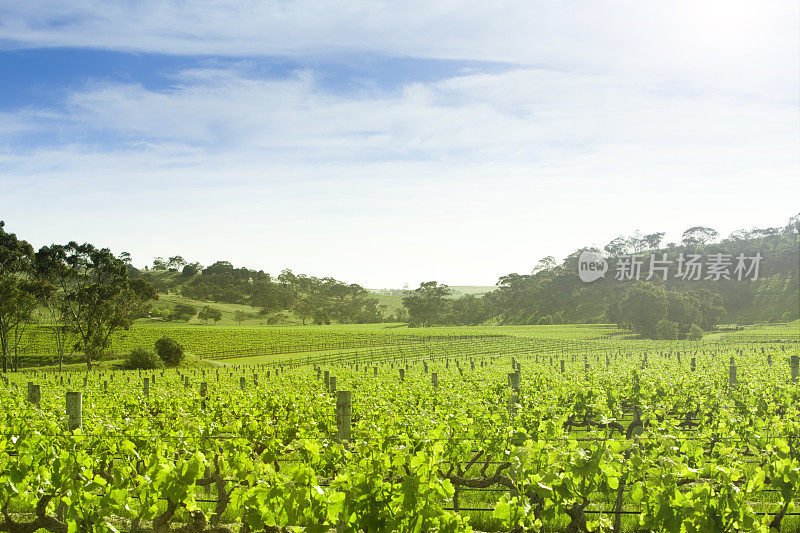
[34,65,794,176]
[1,2,798,286]
[1,1,797,99]
[1,65,797,287]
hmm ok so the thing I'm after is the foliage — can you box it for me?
[181,263,199,277]
[33,241,157,370]
[606,283,725,339]
[198,305,223,324]
[123,346,164,369]
[686,324,703,340]
[402,281,452,327]
[0,221,36,372]
[0,331,797,532]
[169,303,197,322]
[234,310,249,325]
[655,318,679,340]
[177,264,385,324]
[154,336,184,366]
[483,214,799,326]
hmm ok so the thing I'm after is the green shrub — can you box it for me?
[198,305,223,324]
[155,337,184,366]
[168,303,196,322]
[655,319,679,340]
[124,347,164,370]
[181,264,199,277]
[686,324,703,340]
[149,307,170,319]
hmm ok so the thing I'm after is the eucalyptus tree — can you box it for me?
[36,242,156,370]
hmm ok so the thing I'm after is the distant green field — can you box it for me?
[448,285,496,296]
[13,320,799,368]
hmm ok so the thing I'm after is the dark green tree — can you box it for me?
[169,303,196,322]
[198,305,223,324]
[155,337,184,366]
[619,283,668,338]
[681,226,719,248]
[402,281,451,327]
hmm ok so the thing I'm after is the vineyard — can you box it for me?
[1,327,799,532]
[12,324,454,367]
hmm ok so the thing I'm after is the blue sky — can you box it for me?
[1,1,798,288]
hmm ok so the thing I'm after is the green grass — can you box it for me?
[367,292,405,317]
[149,292,301,326]
[447,285,496,296]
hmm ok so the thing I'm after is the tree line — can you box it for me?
[401,214,799,337]
[135,260,387,325]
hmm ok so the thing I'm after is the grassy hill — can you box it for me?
[448,285,496,296]
[149,293,302,326]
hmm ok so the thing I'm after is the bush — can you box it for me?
[686,324,703,340]
[168,303,196,322]
[124,347,164,370]
[155,337,184,366]
[655,319,679,340]
[149,307,170,319]
[198,305,223,324]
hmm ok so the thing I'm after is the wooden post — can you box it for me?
[508,372,520,415]
[691,357,696,372]
[239,376,246,390]
[560,360,565,374]
[324,370,330,388]
[27,382,40,407]
[336,390,352,440]
[431,373,438,390]
[399,368,405,381]
[66,391,82,431]
[200,381,208,410]
[143,377,149,397]
[791,355,799,383]
[330,376,337,395]
[103,381,108,393]
[729,362,737,388]
[373,366,378,377]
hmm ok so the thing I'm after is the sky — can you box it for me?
[0,1,798,289]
